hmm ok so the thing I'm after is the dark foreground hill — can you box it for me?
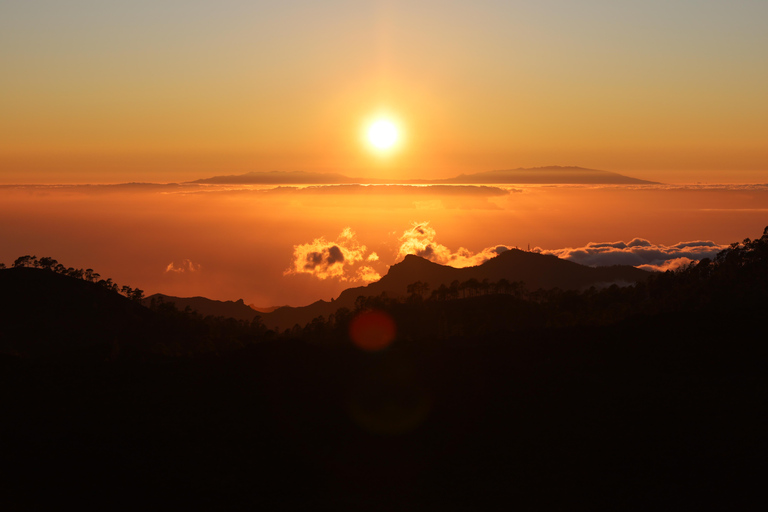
[0,267,156,357]
[1,228,766,509]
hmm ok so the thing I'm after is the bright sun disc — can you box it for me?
[367,120,398,150]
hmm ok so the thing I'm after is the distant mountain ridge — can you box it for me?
[259,250,650,330]
[142,294,263,322]
[137,250,650,331]
[190,166,658,185]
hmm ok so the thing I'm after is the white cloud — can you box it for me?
[396,221,509,268]
[534,238,728,269]
[284,227,373,281]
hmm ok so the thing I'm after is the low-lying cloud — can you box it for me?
[165,259,202,273]
[535,238,729,271]
[285,222,511,284]
[285,228,381,282]
[285,222,730,286]
[397,221,509,268]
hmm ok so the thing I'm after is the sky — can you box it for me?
[2,182,766,306]
[1,0,767,184]
[2,1,767,307]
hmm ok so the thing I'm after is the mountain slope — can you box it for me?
[260,250,650,330]
[0,267,155,357]
[142,294,260,322]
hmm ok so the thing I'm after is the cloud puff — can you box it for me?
[397,221,509,268]
[357,266,381,283]
[285,227,377,281]
[534,238,728,270]
[165,259,202,273]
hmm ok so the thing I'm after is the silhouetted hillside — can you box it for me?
[261,250,650,330]
[0,267,155,357]
[1,228,766,509]
[0,268,264,357]
[143,293,261,322]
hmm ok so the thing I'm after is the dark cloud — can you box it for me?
[286,228,379,282]
[326,245,344,265]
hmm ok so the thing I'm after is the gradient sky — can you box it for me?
[2,183,766,306]
[2,0,767,184]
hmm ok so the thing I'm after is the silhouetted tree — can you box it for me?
[407,281,430,301]
[67,267,84,279]
[13,255,36,268]
[333,307,353,328]
[496,278,511,295]
[98,278,117,292]
[462,278,480,297]
[449,280,460,300]
[354,295,367,312]
[37,256,58,270]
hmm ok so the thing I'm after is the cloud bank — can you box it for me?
[396,221,509,268]
[286,222,730,286]
[534,238,729,271]
[285,228,381,282]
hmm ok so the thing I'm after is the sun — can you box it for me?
[367,119,399,150]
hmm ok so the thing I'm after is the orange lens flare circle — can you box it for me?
[348,310,396,351]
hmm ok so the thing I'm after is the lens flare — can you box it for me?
[349,310,396,351]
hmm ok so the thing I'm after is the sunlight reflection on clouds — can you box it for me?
[397,221,509,268]
[284,228,380,282]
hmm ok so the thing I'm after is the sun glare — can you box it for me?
[367,119,399,151]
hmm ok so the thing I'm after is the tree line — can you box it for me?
[3,254,145,303]
[406,278,527,302]
[3,226,765,353]
[282,226,768,342]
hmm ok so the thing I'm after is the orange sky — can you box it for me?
[2,2,767,307]
[2,183,766,306]
[1,1,767,184]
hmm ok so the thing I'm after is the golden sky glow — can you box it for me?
[1,1,766,184]
[2,2,768,309]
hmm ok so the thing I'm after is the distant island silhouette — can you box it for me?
[190,166,659,185]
